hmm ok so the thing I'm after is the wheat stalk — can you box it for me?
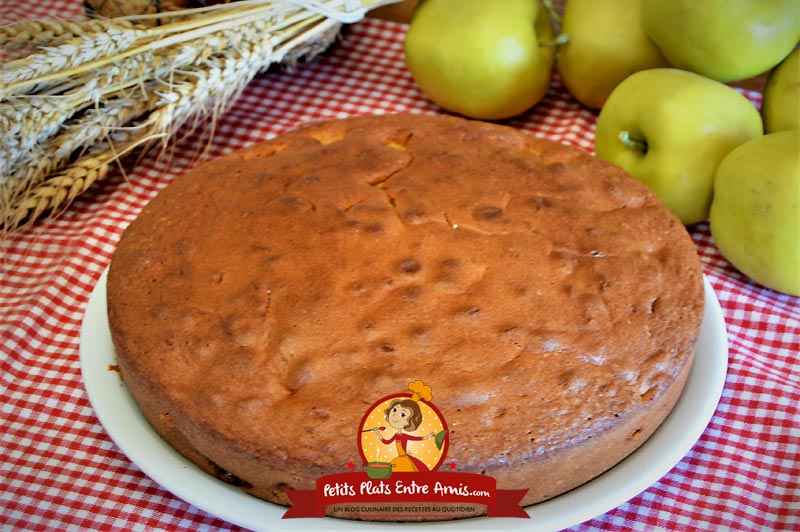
[0,18,143,49]
[7,95,155,198]
[2,25,149,87]
[2,24,254,181]
[1,0,401,233]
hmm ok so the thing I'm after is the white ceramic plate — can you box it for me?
[80,269,728,531]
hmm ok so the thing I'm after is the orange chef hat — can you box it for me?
[408,380,432,403]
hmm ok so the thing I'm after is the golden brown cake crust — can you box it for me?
[107,113,704,519]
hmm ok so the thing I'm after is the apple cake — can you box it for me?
[107,113,704,520]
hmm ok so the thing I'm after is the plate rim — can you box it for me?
[79,269,728,531]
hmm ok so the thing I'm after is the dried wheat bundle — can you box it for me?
[0,0,400,232]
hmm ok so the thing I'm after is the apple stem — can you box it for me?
[541,0,562,26]
[539,33,569,48]
[618,131,648,154]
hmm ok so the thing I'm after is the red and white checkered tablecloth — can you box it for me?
[2,2,798,531]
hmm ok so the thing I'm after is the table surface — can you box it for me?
[2,2,799,531]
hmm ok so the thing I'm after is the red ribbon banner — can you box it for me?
[283,472,529,519]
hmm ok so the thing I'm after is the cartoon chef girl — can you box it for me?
[369,380,436,472]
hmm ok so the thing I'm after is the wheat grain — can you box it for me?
[2,153,109,229]
[1,23,237,173]
[142,20,276,148]
[0,90,132,179]
[0,18,143,49]
[0,96,81,177]
[1,0,401,231]
[1,16,278,225]
[1,131,147,230]
[2,27,239,184]
[3,95,154,201]
[1,24,261,181]
[2,25,149,86]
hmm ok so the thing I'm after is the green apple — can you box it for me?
[404,0,555,120]
[556,0,669,109]
[762,47,800,134]
[595,68,763,225]
[710,131,800,295]
[641,0,800,83]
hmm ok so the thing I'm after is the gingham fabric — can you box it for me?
[2,2,798,531]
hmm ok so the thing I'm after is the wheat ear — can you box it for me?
[0,18,142,49]
[1,0,402,232]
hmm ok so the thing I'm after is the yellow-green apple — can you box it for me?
[641,0,800,83]
[404,0,555,120]
[762,47,800,134]
[710,130,800,295]
[595,68,763,225]
[556,0,669,109]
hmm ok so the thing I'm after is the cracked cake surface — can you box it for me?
[107,113,704,519]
